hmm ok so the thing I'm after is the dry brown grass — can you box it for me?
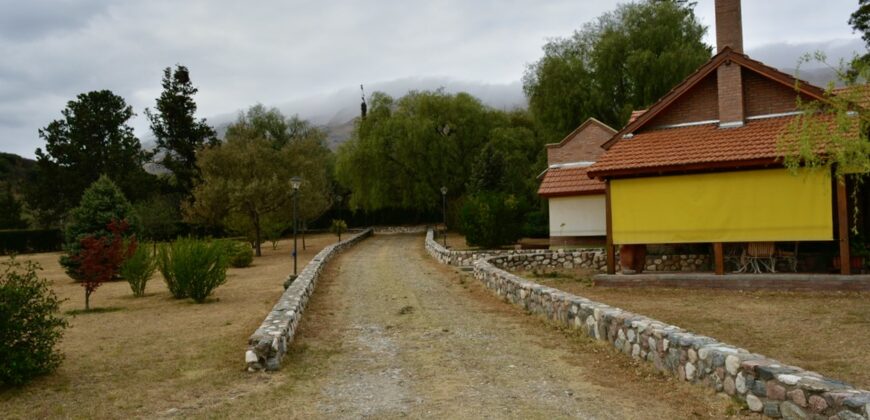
[524,268,870,390]
[0,234,340,419]
[442,232,549,251]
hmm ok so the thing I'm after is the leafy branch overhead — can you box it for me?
[778,55,870,179]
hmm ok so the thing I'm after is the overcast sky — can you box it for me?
[0,0,864,158]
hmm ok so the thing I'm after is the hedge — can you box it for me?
[0,230,63,255]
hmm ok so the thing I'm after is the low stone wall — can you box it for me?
[424,230,710,273]
[373,225,428,234]
[246,228,373,371]
[449,248,870,418]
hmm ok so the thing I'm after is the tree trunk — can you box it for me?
[254,212,262,257]
[302,222,307,250]
[85,289,91,311]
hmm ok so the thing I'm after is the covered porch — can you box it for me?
[602,168,867,276]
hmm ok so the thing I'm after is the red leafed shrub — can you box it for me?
[73,219,136,310]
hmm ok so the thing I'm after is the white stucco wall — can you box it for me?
[548,195,606,237]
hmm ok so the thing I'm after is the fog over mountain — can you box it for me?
[203,77,526,149]
[203,38,859,149]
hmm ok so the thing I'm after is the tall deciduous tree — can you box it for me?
[523,0,710,140]
[0,186,27,229]
[186,106,331,256]
[849,0,870,72]
[850,0,870,51]
[145,65,218,196]
[336,91,544,222]
[28,90,154,226]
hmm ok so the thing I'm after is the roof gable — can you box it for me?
[546,117,616,149]
[601,47,827,150]
[545,117,616,165]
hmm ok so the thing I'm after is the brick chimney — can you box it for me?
[715,0,744,127]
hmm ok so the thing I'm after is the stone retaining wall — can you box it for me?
[246,228,373,371]
[373,225,428,234]
[426,231,870,419]
[424,230,710,273]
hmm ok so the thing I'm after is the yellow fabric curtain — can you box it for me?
[611,168,833,244]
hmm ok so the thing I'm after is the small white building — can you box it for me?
[537,118,616,246]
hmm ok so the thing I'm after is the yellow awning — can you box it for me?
[611,168,833,244]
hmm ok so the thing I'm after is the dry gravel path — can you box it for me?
[210,234,735,419]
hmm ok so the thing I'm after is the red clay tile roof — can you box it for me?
[834,84,870,109]
[538,165,605,197]
[587,116,798,178]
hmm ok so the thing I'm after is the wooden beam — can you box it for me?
[713,242,725,275]
[837,178,851,275]
[605,181,616,274]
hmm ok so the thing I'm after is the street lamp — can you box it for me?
[336,194,343,242]
[440,186,448,247]
[291,176,302,276]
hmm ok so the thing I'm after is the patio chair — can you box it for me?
[728,244,752,273]
[747,242,776,273]
[775,242,799,272]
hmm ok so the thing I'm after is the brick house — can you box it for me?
[538,118,615,246]
[586,0,863,275]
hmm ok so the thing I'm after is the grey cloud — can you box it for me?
[747,38,865,70]
[0,0,865,159]
[0,0,109,41]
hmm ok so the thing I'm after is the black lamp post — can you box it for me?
[440,186,448,247]
[291,176,302,275]
[336,194,343,242]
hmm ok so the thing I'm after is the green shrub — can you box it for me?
[221,240,253,268]
[120,244,156,297]
[521,209,549,238]
[460,191,524,249]
[0,258,68,386]
[156,242,187,299]
[0,229,63,255]
[158,238,228,303]
[330,219,347,236]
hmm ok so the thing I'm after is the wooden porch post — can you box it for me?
[837,178,851,275]
[605,180,616,274]
[713,242,725,275]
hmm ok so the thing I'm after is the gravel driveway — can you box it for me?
[240,234,734,419]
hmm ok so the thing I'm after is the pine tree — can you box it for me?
[29,90,154,226]
[145,65,217,196]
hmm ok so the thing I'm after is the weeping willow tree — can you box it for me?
[186,106,332,256]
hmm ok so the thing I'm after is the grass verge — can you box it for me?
[520,267,870,390]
